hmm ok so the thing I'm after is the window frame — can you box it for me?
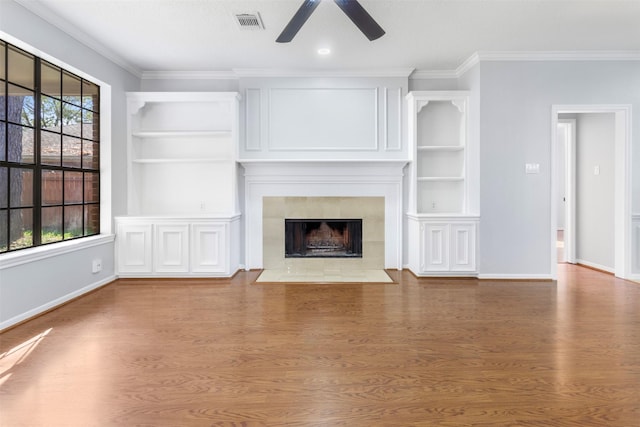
[1,36,107,255]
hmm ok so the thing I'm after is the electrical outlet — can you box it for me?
[92,259,102,274]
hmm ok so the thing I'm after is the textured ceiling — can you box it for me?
[15,0,640,75]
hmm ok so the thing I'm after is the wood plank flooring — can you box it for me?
[1,264,639,426]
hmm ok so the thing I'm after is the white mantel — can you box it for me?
[240,160,408,270]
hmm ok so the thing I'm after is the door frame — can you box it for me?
[557,118,576,264]
[550,105,632,280]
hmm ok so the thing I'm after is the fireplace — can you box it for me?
[285,219,363,258]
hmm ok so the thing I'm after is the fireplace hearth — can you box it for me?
[285,219,363,258]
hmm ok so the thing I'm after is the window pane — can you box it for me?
[9,167,33,207]
[41,206,62,243]
[84,172,99,202]
[41,130,61,166]
[64,205,83,238]
[0,81,5,120]
[41,61,61,98]
[8,124,34,164]
[62,71,82,106]
[61,103,81,137]
[82,110,99,140]
[0,167,6,208]
[0,210,7,252]
[83,141,99,170]
[64,171,83,204]
[62,135,81,168]
[42,169,62,206]
[82,80,99,112]
[84,204,99,235]
[0,43,5,80]
[10,208,33,250]
[8,84,35,126]
[7,46,34,89]
[0,123,5,161]
[41,95,62,132]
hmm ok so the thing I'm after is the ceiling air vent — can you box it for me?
[235,13,265,30]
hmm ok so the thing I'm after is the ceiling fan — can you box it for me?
[276,0,385,43]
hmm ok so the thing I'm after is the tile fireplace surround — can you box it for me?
[263,196,384,271]
[241,161,407,270]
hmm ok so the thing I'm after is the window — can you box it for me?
[0,39,100,253]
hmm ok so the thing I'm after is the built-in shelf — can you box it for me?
[406,90,477,277]
[122,91,241,278]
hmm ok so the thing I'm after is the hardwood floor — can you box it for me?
[1,265,639,426]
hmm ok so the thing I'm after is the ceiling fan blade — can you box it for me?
[334,0,385,41]
[276,0,321,43]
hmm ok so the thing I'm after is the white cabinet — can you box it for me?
[408,216,478,276]
[118,92,241,278]
[406,91,479,276]
[115,217,240,278]
[155,223,190,273]
[116,222,152,274]
[190,223,227,274]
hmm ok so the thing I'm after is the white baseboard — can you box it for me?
[576,259,615,274]
[478,273,554,280]
[0,275,117,331]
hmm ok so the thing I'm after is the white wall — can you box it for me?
[575,113,615,270]
[479,60,640,277]
[0,0,140,329]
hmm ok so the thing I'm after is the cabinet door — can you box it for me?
[191,223,227,273]
[155,223,190,273]
[421,223,450,272]
[117,223,153,273]
[450,223,476,272]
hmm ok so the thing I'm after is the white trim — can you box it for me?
[409,69,459,80]
[551,105,633,281]
[0,235,115,269]
[0,33,114,253]
[557,118,576,264]
[411,50,640,80]
[478,274,553,280]
[11,0,142,77]
[476,50,640,62]
[576,259,615,274]
[240,161,407,270]
[0,275,116,331]
[233,68,415,78]
[142,70,238,80]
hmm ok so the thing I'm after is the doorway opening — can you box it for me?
[551,105,632,280]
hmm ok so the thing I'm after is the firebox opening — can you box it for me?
[285,219,363,258]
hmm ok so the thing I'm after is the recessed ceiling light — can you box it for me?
[317,48,331,55]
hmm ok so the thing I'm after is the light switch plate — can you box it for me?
[525,163,540,174]
[594,165,600,175]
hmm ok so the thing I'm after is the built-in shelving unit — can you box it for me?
[406,91,479,276]
[116,92,241,277]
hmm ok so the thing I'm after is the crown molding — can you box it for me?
[141,70,239,80]
[411,50,640,80]
[13,0,142,78]
[233,68,415,78]
[476,50,640,62]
